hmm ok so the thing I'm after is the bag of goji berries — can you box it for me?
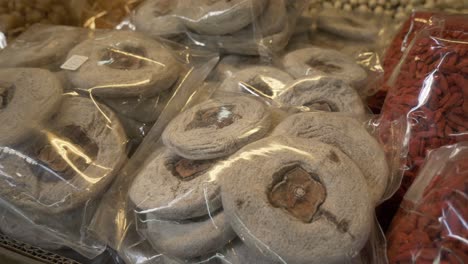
[378,13,468,229]
[387,142,468,263]
[368,10,437,113]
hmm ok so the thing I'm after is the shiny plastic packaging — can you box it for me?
[127,0,307,55]
[0,24,218,259]
[379,14,468,209]
[387,142,468,263]
[368,11,437,112]
[286,8,397,99]
[90,53,402,262]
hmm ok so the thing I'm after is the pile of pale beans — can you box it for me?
[310,0,467,20]
[0,0,74,38]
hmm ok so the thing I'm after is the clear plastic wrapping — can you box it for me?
[368,10,436,112]
[380,13,468,203]
[0,24,218,259]
[387,142,468,263]
[286,8,398,99]
[124,0,307,56]
[377,13,468,230]
[89,50,405,262]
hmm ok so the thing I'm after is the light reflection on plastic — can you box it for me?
[46,131,110,184]
[0,32,7,49]
[208,142,313,183]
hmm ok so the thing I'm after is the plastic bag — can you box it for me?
[89,49,404,262]
[367,10,437,112]
[122,0,307,56]
[387,142,468,263]
[286,8,397,99]
[0,24,218,259]
[377,14,468,229]
[380,14,468,202]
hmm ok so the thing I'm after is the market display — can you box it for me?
[0,22,217,260]
[0,1,466,264]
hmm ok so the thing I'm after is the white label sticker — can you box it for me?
[60,55,88,71]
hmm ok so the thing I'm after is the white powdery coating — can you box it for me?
[277,77,366,118]
[132,0,184,38]
[0,68,63,146]
[317,9,379,41]
[220,239,274,264]
[282,47,367,87]
[178,0,269,35]
[129,148,222,220]
[66,30,180,98]
[186,0,292,55]
[210,55,261,81]
[162,95,271,160]
[272,112,389,203]
[219,136,372,264]
[0,96,127,214]
[219,66,294,97]
[142,211,236,259]
[0,25,83,69]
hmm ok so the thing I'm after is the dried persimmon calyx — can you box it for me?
[186,105,241,130]
[162,95,271,160]
[129,148,223,220]
[269,166,326,223]
[66,30,181,98]
[272,112,389,203]
[220,136,372,264]
[169,156,216,181]
[100,46,146,70]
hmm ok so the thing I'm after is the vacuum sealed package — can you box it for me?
[89,48,406,263]
[125,0,307,56]
[378,14,468,227]
[0,23,218,259]
[286,8,397,99]
[387,142,468,263]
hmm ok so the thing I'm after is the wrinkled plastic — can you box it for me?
[89,52,404,262]
[387,142,468,263]
[377,14,468,231]
[368,10,437,112]
[286,8,398,98]
[0,24,218,259]
[380,14,468,205]
[121,0,307,56]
